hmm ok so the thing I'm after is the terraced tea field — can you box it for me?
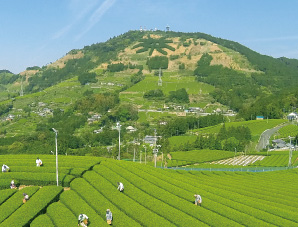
[1,155,298,226]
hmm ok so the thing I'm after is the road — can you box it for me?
[255,123,289,151]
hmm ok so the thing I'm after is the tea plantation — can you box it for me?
[1,155,298,226]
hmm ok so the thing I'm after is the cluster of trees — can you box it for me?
[143,88,189,103]
[0,72,19,85]
[157,114,225,138]
[133,35,175,56]
[143,89,164,100]
[0,103,12,116]
[168,88,189,103]
[173,124,252,152]
[147,56,168,70]
[107,63,127,72]
[78,72,97,85]
[74,93,119,114]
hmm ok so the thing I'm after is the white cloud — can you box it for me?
[75,0,116,41]
[52,0,99,40]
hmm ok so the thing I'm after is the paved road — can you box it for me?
[255,123,289,151]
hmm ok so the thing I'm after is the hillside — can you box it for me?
[0,30,297,157]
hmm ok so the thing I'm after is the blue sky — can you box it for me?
[1,0,298,74]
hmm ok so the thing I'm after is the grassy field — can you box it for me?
[1,155,298,226]
[120,72,215,109]
[274,123,298,139]
[194,119,287,142]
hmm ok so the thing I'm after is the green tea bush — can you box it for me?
[0,186,40,223]
[70,177,141,227]
[83,171,173,227]
[96,162,239,226]
[0,188,16,205]
[46,202,77,226]
[30,214,53,227]
[0,172,74,187]
[1,186,63,226]
[60,189,111,227]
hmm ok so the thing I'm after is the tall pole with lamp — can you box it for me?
[52,128,59,186]
[116,122,121,160]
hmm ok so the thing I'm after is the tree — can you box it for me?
[78,72,97,85]
[167,88,189,103]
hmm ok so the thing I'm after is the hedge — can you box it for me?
[60,189,108,227]
[0,172,74,187]
[30,214,53,227]
[0,178,15,190]
[95,162,240,227]
[0,188,17,205]
[131,162,298,226]
[83,171,173,227]
[117,161,296,226]
[46,202,77,226]
[1,185,63,226]
[91,164,208,226]
[9,166,86,177]
[0,186,40,224]
[70,178,141,227]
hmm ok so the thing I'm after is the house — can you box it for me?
[6,114,15,121]
[287,112,298,121]
[126,126,137,133]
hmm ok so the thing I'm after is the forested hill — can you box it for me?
[2,30,298,119]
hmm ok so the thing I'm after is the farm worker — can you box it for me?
[106,209,113,225]
[117,182,124,192]
[2,164,10,172]
[10,180,16,189]
[194,194,202,206]
[36,157,43,167]
[78,214,89,227]
[23,193,29,203]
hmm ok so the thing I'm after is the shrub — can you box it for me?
[60,189,109,227]
[1,186,63,226]
[0,188,17,205]
[0,186,40,223]
[30,214,53,227]
[70,178,140,226]
[83,171,173,227]
[46,202,77,226]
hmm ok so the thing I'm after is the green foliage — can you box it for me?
[167,88,189,103]
[0,186,40,223]
[143,89,164,100]
[1,186,63,226]
[0,189,17,205]
[70,178,139,226]
[147,56,168,70]
[74,93,119,114]
[30,214,54,227]
[0,103,12,116]
[78,72,97,85]
[179,63,185,70]
[133,35,175,56]
[26,66,41,70]
[46,202,77,226]
[109,103,138,122]
[107,62,127,72]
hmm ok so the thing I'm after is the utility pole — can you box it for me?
[116,122,121,160]
[52,128,59,186]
